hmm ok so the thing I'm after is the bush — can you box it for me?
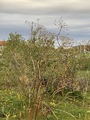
[1,22,89,119]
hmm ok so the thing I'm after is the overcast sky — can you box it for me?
[0,0,90,43]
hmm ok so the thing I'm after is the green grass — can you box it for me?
[0,89,90,120]
[0,89,29,120]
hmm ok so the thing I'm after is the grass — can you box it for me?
[0,89,29,120]
[0,89,90,120]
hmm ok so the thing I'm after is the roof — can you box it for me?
[0,41,6,46]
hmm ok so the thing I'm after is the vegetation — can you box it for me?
[0,21,90,120]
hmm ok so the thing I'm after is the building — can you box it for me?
[0,41,7,56]
[0,41,6,48]
[0,41,6,46]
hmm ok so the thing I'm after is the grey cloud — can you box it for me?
[0,0,90,16]
[0,24,30,40]
[0,0,90,41]
[0,6,90,16]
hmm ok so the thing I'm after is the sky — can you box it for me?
[0,0,90,44]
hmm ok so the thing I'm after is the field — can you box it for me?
[0,88,90,120]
